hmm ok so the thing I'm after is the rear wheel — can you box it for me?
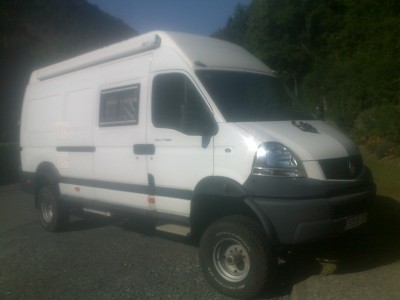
[199,215,274,299]
[37,185,69,232]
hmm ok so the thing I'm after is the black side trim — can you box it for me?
[62,195,190,225]
[63,195,149,217]
[56,146,96,153]
[60,177,149,194]
[59,176,192,200]
[155,186,193,200]
[133,144,155,155]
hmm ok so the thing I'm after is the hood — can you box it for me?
[235,121,359,161]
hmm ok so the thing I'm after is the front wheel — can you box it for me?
[37,185,69,232]
[199,216,274,299]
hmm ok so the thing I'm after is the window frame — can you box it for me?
[151,72,215,136]
[99,84,140,127]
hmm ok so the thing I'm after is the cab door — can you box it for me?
[146,72,216,218]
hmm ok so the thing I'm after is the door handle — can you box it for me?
[133,144,155,155]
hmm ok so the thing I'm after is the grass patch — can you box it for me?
[361,148,400,201]
[352,105,400,158]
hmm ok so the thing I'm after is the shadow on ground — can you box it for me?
[66,216,114,232]
[281,195,400,289]
[59,195,400,299]
[0,143,19,186]
[66,213,194,245]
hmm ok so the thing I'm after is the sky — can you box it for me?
[86,0,251,36]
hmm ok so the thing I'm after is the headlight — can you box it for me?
[252,142,306,177]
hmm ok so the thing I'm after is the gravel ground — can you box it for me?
[0,185,291,300]
[3,184,398,299]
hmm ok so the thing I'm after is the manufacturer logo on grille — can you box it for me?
[291,121,319,133]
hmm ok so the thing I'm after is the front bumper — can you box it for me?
[244,168,376,244]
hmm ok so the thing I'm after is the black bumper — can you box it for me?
[244,168,376,244]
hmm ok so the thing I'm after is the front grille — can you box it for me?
[319,155,363,180]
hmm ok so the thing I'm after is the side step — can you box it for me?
[82,208,112,217]
[156,224,191,237]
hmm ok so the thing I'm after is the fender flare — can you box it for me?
[34,162,60,207]
[192,176,278,243]
[193,176,246,199]
[244,197,279,244]
[36,162,60,185]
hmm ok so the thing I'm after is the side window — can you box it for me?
[99,85,139,127]
[152,73,213,135]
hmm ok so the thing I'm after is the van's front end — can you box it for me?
[194,67,375,298]
[197,69,376,245]
[243,124,375,245]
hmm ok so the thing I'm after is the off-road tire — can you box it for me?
[37,185,69,232]
[199,215,274,299]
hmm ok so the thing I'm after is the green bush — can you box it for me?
[352,105,400,158]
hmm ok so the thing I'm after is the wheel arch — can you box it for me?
[190,176,278,243]
[34,162,60,207]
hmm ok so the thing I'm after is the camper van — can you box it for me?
[20,31,375,298]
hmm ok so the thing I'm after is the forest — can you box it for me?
[214,0,399,157]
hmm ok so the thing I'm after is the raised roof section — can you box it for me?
[160,31,272,73]
[31,31,272,83]
[32,32,161,83]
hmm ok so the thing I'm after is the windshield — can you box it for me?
[196,70,314,122]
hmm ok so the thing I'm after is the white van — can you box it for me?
[20,31,375,298]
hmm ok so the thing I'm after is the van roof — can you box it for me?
[31,31,272,83]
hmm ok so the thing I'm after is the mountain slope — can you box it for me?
[0,0,137,141]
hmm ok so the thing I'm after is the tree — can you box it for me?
[215,0,400,140]
[213,4,250,47]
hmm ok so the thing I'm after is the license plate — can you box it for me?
[345,212,368,230]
